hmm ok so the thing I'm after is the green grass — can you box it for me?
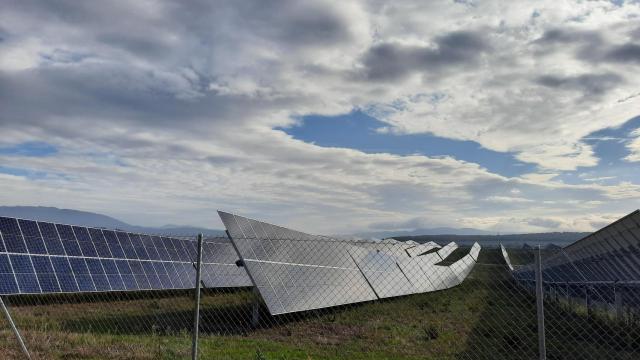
[1,249,638,359]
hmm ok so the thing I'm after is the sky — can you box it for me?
[0,0,639,234]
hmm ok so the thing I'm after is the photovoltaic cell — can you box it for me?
[0,216,251,295]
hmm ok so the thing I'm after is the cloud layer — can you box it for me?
[1,0,639,233]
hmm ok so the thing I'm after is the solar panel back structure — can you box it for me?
[0,216,250,296]
[219,211,482,316]
[507,210,640,284]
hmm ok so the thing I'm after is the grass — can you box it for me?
[0,248,638,359]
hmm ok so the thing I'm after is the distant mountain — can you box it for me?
[351,227,494,239]
[0,206,225,236]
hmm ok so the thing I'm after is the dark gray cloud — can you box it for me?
[535,28,603,46]
[235,0,353,46]
[535,73,624,96]
[535,28,640,65]
[359,31,490,81]
[604,43,640,64]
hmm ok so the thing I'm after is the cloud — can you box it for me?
[625,128,640,162]
[605,43,640,64]
[358,31,490,81]
[1,0,640,233]
[535,73,623,97]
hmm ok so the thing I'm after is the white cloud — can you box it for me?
[0,0,639,233]
[625,128,640,162]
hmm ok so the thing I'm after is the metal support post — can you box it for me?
[191,234,203,360]
[585,287,592,316]
[0,296,32,360]
[252,287,260,328]
[615,286,624,321]
[534,246,547,360]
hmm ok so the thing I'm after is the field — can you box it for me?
[1,248,638,359]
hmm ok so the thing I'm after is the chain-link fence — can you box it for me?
[1,213,639,359]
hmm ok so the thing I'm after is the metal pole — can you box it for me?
[191,234,203,360]
[0,296,32,360]
[615,286,624,321]
[251,287,260,328]
[534,246,547,360]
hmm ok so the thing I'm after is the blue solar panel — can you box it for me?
[0,216,250,295]
[32,256,60,293]
[57,224,82,256]
[88,228,112,258]
[4,234,27,253]
[38,222,65,255]
[18,220,47,255]
[128,233,149,260]
[0,274,18,294]
[0,217,21,235]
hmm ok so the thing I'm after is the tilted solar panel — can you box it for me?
[218,211,377,315]
[406,242,441,257]
[0,216,250,295]
[219,211,482,315]
[348,246,416,298]
[510,210,640,283]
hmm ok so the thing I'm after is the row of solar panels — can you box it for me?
[503,210,640,284]
[0,216,250,295]
[219,211,481,315]
[0,213,481,317]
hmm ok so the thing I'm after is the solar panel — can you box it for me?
[501,244,514,271]
[219,211,482,315]
[348,246,416,298]
[418,243,481,292]
[406,242,441,257]
[511,210,640,283]
[218,211,377,315]
[354,241,414,258]
[0,216,250,295]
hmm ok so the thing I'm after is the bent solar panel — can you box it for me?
[0,216,250,295]
[218,211,481,315]
[218,211,377,315]
[406,242,441,257]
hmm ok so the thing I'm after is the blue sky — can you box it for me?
[282,111,538,178]
[0,142,57,157]
[283,112,640,185]
[558,116,640,186]
[1,0,640,234]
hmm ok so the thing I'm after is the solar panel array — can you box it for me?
[0,217,250,295]
[219,211,481,316]
[506,210,640,284]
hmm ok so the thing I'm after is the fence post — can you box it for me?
[534,246,547,360]
[252,287,260,328]
[585,287,591,316]
[614,285,624,321]
[192,234,204,360]
[0,296,32,360]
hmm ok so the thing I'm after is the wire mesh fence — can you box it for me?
[1,217,639,359]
